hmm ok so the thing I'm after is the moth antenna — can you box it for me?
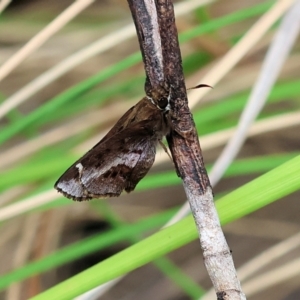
[187,84,212,90]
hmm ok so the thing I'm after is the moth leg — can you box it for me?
[158,140,173,162]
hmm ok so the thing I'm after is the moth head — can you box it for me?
[147,84,171,112]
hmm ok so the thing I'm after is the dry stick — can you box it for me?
[128,0,245,299]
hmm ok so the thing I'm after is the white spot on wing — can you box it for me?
[76,163,83,172]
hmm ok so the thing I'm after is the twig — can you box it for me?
[204,224,300,299]
[127,0,245,298]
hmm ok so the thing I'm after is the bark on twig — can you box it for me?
[127,0,246,299]
[127,0,165,91]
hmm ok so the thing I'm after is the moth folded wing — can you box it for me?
[80,162,136,198]
[55,119,160,201]
[54,108,141,201]
[79,126,157,198]
[92,98,146,144]
[125,139,156,193]
[54,165,92,201]
[55,151,140,200]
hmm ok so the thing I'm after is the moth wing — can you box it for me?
[55,121,158,201]
[92,98,146,144]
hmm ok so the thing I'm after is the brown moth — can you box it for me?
[54,88,170,201]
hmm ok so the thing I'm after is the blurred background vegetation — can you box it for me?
[0,0,300,299]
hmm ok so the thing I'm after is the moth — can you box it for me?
[55,88,171,201]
